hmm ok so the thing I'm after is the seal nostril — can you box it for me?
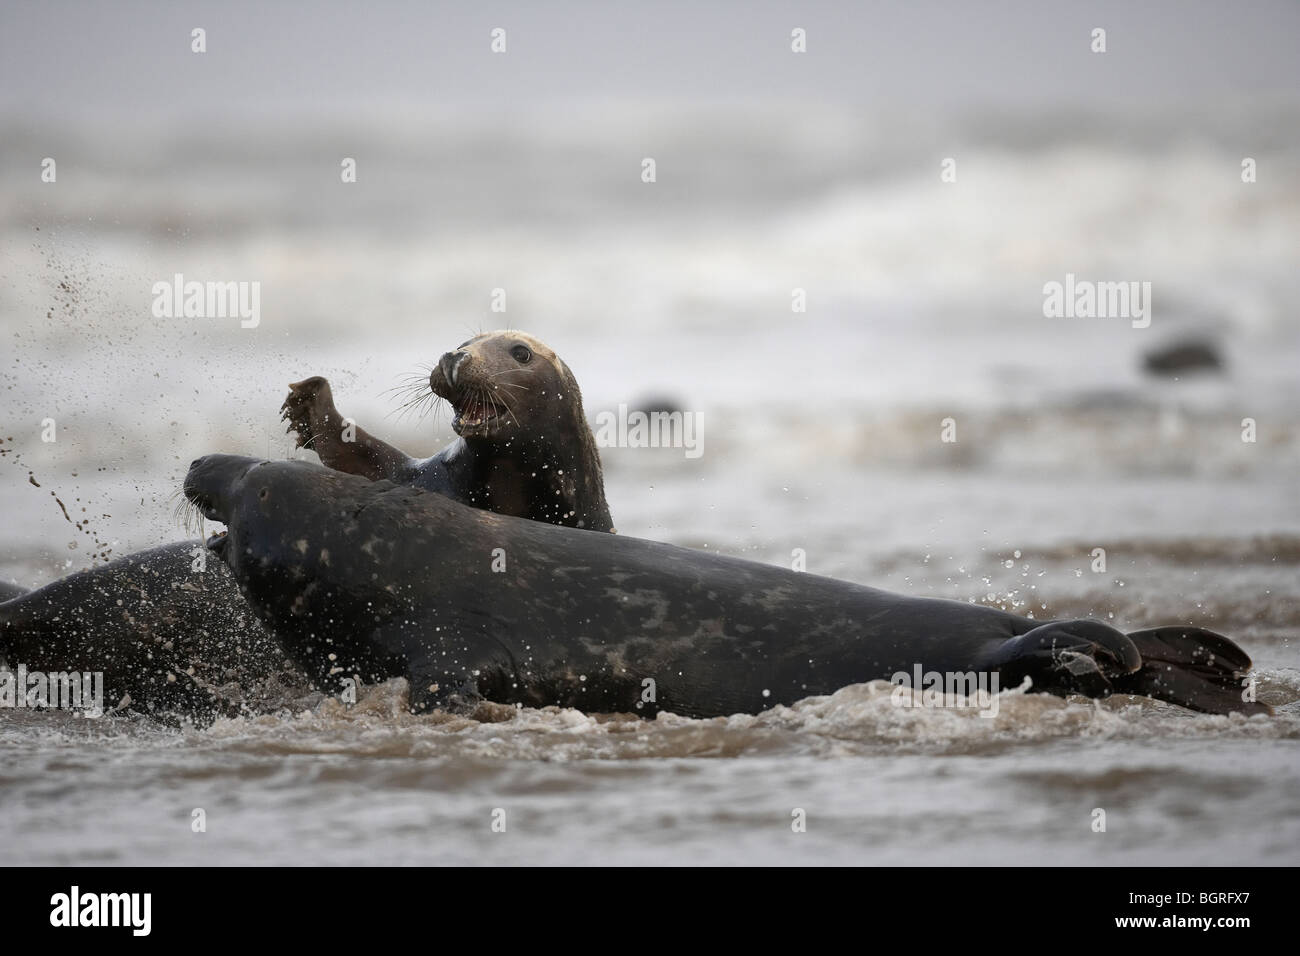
[259,488,269,500]
[439,351,471,388]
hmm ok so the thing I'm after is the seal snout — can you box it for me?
[183,454,263,523]
[431,349,511,437]
[183,457,223,523]
[439,350,470,388]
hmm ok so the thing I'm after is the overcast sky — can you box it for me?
[1,0,1297,121]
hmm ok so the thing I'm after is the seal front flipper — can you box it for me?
[979,620,1142,700]
[403,631,518,716]
[281,376,338,452]
[1110,627,1271,716]
[281,376,415,482]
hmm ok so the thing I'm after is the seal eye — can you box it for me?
[511,345,532,364]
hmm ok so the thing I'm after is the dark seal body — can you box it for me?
[0,541,292,721]
[186,455,1267,718]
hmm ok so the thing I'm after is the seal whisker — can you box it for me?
[169,489,206,536]
[489,382,524,430]
[383,366,434,394]
[484,368,535,390]
[388,388,438,425]
[387,380,432,405]
[383,382,430,402]
[384,365,444,425]
[486,366,538,380]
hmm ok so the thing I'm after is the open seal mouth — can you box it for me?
[182,454,271,562]
[183,482,229,556]
[429,349,517,438]
[451,392,508,432]
[187,495,230,556]
[205,528,229,557]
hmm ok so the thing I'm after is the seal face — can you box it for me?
[186,455,1269,720]
[281,330,614,532]
[430,334,537,440]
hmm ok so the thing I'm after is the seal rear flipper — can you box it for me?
[1111,627,1271,716]
[981,620,1142,700]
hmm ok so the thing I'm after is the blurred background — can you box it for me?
[2,0,1299,868]
[1,0,1298,621]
